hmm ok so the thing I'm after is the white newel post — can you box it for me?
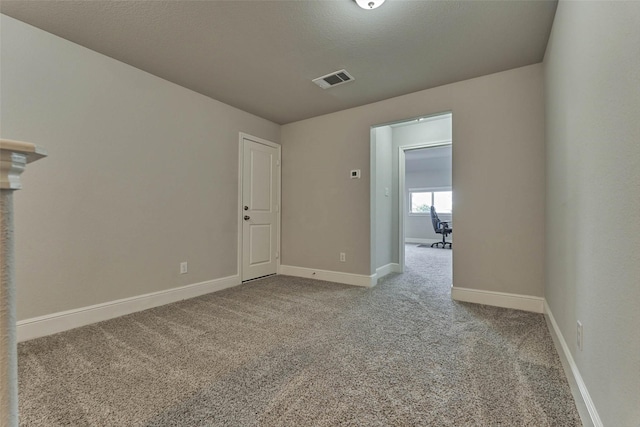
[0,139,46,427]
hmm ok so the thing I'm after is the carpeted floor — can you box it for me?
[18,244,581,426]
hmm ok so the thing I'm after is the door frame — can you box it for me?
[237,132,281,281]
[398,140,452,273]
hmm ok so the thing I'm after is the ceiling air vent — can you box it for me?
[312,69,355,89]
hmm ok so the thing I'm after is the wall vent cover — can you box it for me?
[312,69,355,89]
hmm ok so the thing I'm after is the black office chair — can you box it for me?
[430,206,452,249]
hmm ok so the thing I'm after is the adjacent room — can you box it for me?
[404,142,453,281]
[371,112,453,281]
[1,1,638,426]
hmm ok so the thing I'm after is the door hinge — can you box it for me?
[276,252,280,259]
[276,160,280,166]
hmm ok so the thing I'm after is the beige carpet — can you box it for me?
[18,245,581,426]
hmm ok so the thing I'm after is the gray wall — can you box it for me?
[543,2,640,425]
[281,63,545,297]
[1,16,280,320]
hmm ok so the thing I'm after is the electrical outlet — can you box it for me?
[340,252,346,262]
[180,262,188,274]
[577,321,583,351]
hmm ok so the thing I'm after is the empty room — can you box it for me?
[0,1,638,426]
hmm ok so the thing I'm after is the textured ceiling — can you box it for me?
[0,0,557,124]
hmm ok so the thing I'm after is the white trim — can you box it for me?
[388,113,452,127]
[237,136,244,278]
[398,147,407,272]
[369,127,378,278]
[403,138,452,146]
[378,111,453,128]
[17,275,241,342]
[397,136,453,273]
[375,263,401,279]
[407,186,452,192]
[451,286,544,313]
[544,301,603,427]
[279,265,376,288]
[238,133,281,282]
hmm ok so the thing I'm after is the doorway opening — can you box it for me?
[401,144,452,274]
[370,112,452,285]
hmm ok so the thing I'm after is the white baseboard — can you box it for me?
[451,286,544,313]
[375,263,401,279]
[17,275,241,342]
[544,301,602,427]
[279,265,375,288]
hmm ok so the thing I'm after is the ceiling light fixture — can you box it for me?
[355,0,386,10]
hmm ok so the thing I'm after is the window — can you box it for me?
[409,189,452,214]
[410,191,433,213]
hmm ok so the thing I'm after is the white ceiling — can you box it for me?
[0,0,557,125]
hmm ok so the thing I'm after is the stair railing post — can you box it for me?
[0,139,46,427]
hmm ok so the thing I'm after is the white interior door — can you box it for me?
[242,137,279,281]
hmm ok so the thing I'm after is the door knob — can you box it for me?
[244,215,250,221]
[244,206,249,211]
